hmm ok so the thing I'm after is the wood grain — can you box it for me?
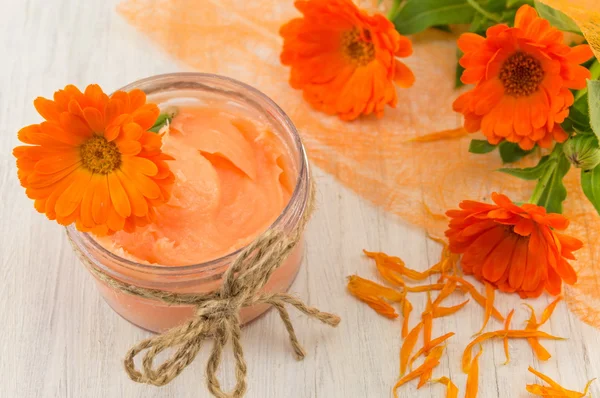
[1,0,599,397]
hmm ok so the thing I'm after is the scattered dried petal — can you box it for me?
[433,280,458,307]
[477,282,495,334]
[409,127,469,142]
[433,299,470,318]
[527,367,596,397]
[402,297,412,338]
[347,275,403,318]
[422,293,433,351]
[465,346,483,398]
[523,303,552,361]
[445,275,504,321]
[394,346,445,397]
[400,322,423,376]
[462,330,565,373]
[409,332,454,371]
[539,296,562,326]
[502,309,515,365]
[432,376,459,398]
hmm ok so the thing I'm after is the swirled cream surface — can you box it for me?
[97,103,295,265]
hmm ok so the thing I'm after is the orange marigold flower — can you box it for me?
[453,5,594,150]
[445,193,582,298]
[14,84,174,236]
[280,0,414,121]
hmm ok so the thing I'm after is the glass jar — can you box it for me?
[67,73,310,333]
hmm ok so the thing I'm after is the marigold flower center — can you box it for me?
[499,52,544,97]
[80,135,122,174]
[342,29,375,66]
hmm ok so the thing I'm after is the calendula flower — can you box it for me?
[14,84,174,235]
[453,5,594,150]
[280,0,414,121]
[445,193,582,298]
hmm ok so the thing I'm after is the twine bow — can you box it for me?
[77,178,340,398]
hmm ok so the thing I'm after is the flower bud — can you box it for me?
[563,135,600,172]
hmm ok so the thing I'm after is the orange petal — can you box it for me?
[465,346,482,398]
[402,298,412,338]
[477,282,495,334]
[132,103,159,130]
[457,33,484,53]
[80,174,101,228]
[107,172,132,218]
[432,376,459,398]
[117,170,149,217]
[83,107,105,133]
[117,140,142,155]
[400,321,423,376]
[55,169,92,218]
[128,89,146,111]
[34,97,61,122]
[393,60,415,88]
[92,175,110,224]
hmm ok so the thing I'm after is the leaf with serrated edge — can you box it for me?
[588,79,600,140]
[499,156,552,180]
[581,164,600,215]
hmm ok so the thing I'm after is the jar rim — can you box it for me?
[67,72,308,274]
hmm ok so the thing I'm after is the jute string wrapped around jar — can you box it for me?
[69,175,341,398]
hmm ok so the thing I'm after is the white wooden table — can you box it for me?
[2,1,600,397]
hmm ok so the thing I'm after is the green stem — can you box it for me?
[527,144,563,204]
[528,163,555,204]
[465,0,502,23]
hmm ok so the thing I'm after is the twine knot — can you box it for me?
[72,177,340,398]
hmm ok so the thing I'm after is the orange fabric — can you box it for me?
[539,0,600,60]
[279,0,414,120]
[454,5,593,150]
[446,193,582,298]
[14,84,174,235]
[118,0,600,329]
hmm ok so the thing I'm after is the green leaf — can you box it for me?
[469,139,497,154]
[455,47,465,88]
[498,141,533,163]
[529,145,570,213]
[149,109,178,133]
[392,0,474,35]
[534,1,581,34]
[465,0,502,22]
[507,0,534,7]
[498,156,552,180]
[581,164,600,215]
[588,79,600,140]
[567,92,591,132]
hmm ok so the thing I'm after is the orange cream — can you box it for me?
[69,74,309,333]
[99,105,295,265]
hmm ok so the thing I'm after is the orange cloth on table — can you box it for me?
[119,0,600,328]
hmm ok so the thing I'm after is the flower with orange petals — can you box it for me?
[14,84,174,235]
[279,0,414,121]
[445,193,582,298]
[453,5,594,150]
